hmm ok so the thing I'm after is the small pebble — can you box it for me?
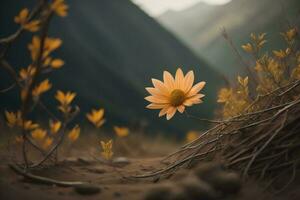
[209,171,241,195]
[144,186,172,200]
[180,176,218,200]
[112,157,130,167]
[74,184,101,195]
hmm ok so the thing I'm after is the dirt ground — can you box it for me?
[1,135,300,200]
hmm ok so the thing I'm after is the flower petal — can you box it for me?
[145,96,169,104]
[166,107,176,120]
[145,87,168,98]
[152,78,169,95]
[184,94,204,106]
[184,70,194,92]
[146,103,167,109]
[187,81,206,97]
[163,71,175,91]
[159,106,170,117]
[175,68,184,89]
[177,105,185,113]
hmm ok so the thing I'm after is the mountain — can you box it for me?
[0,0,225,135]
[158,0,300,79]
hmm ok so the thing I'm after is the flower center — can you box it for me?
[170,89,185,107]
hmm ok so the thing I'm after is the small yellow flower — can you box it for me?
[281,28,297,42]
[237,76,248,87]
[100,140,113,160]
[14,8,40,32]
[217,88,233,103]
[28,36,62,61]
[186,131,198,143]
[68,125,80,142]
[24,120,39,130]
[31,128,47,140]
[51,0,68,17]
[32,79,52,97]
[49,120,61,134]
[113,126,129,137]
[42,137,54,150]
[145,68,206,120]
[86,108,106,128]
[258,33,267,41]
[55,90,76,113]
[241,43,253,53]
[19,65,36,81]
[273,50,285,59]
[55,90,76,105]
[5,111,19,128]
[50,59,64,69]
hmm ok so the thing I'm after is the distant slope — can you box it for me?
[0,0,225,135]
[158,0,300,78]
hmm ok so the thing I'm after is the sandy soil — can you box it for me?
[0,155,167,200]
[0,136,300,200]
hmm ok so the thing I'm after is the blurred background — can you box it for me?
[0,0,299,136]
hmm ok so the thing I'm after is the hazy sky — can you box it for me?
[131,0,232,16]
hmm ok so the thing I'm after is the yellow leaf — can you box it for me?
[241,43,253,53]
[31,128,46,140]
[14,8,29,24]
[50,59,64,69]
[86,108,105,128]
[113,126,129,137]
[68,125,80,142]
[55,90,76,106]
[51,0,69,17]
[100,140,113,160]
[49,120,61,134]
[32,79,52,97]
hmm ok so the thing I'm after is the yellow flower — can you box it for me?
[281,28,297,42]
[49,120,61,134]
[19,65,36,81]
[55,90,76,113]
[28,36,62,61]
[114,126,129,137]
[32,79,52,97]
[100,140,113,160]
[24,120,39,130]
[31,128,47,140]
[55,90,76,105]
[241,43,253,53]
[51,0,68,17]
[273,49,290,59]
[217,88,233,103]
[42,137,53,150]
[86,108,106,128]
[68,125,80,142]
[145,68,206,120]
[50,59,64,69]
[14,8,40,32]
[5,111,21,127]
[4,111,39,130]
[186,131,198,143]
[258,33,267,41]
[237,76,248,87]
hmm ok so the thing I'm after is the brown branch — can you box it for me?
[9,164,86,187]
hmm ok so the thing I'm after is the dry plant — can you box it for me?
[0,0,110,182]
[140,26,300,192]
